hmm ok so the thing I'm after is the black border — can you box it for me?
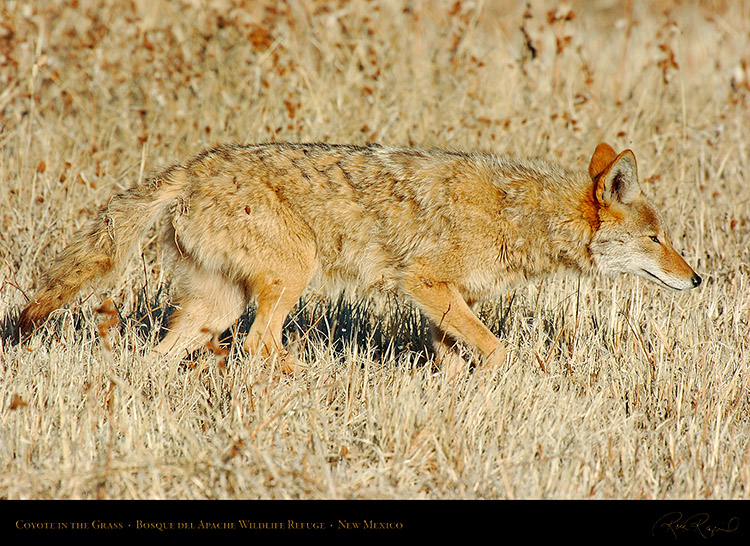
[3,500,748,541]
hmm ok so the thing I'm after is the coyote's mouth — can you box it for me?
[640,268,680,291]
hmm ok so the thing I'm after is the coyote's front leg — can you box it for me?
[403,276,506,370]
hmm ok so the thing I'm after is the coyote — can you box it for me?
[15,141,701,370]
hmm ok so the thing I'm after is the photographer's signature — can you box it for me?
[652,512,739,540]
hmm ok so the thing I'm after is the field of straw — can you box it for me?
[0,0,748,502]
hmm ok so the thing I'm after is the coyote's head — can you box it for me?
[587,143,701,291]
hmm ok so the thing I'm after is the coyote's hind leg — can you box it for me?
[242,269,314,374]
[153,258,247,359]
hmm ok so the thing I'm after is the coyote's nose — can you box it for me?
[692,274,702,288]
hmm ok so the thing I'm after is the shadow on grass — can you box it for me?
[2,283,521,369]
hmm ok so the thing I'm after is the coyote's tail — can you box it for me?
[16,166,187,336]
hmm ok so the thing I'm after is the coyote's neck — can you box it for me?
[500,170,599,282]
[540,177,599,277]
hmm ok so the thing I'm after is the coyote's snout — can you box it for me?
[15,141,700,370]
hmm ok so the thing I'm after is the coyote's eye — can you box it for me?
[650,235,660,244]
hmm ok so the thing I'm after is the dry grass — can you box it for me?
[1,0,749,500]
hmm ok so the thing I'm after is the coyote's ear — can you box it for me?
[595,149,640,206]
[588,142,618,179]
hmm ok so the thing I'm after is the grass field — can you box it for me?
[1,0,749,501]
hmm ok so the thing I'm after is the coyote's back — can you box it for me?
[15,141,701,372]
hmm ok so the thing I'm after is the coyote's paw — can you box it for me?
[482,344,507,371]
[278,350,306,375]
[439,351,471,379]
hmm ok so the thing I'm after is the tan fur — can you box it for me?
[15,142,701,371]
